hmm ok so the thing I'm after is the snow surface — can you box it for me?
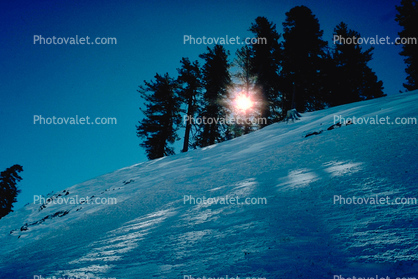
[1,92,417,279]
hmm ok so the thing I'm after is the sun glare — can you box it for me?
[235,95,253,111]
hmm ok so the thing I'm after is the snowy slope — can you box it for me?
[1,92,417,279]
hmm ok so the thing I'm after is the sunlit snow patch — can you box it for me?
[277,168,319,190]
[57,264,114,279]
[323,161,363,177]
[229,178,257,197]
[60,209,176,277]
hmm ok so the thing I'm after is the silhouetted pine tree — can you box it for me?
[362,66,386,100]
[177,57,203,152]
[248,17,282,125]
[233,45,256,134]
[329,22,385,106]
[319,49,337,107]
[396,0,418,91]
[0,164,23,219]
[136,73,181,159]
[281,6,328,112]
[194,45,231,147]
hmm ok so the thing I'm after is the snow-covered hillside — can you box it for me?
[1,92,417,279]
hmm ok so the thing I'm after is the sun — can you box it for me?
[235,94,253,111]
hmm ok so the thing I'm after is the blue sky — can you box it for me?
[0,0,406,209]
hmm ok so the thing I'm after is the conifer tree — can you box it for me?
[233,45,257,134]
[177,57,203,152]
[136,73,181,159]
[248,17,282,125]
[0,164,23,219]
[281,6,328,112]
[194,45,231,147]
[329,22,385,106]
[396,0,418,91]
